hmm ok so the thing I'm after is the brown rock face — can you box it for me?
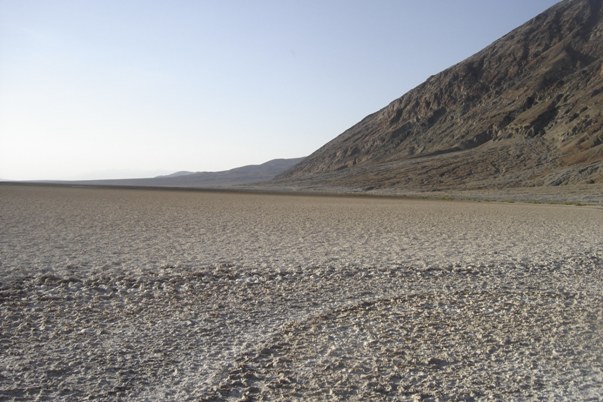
[278,0,603,191]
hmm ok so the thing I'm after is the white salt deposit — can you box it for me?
[1,185,602,400]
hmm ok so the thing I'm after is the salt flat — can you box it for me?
[1,184,602,400]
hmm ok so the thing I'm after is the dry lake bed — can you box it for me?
[1,184,602,401]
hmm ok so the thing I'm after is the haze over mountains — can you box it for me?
[276,0,602,192]
[68,158,304,188]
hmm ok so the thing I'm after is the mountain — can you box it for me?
[276,0,602,193]
[71,158,305,188]
[156,171,197,178]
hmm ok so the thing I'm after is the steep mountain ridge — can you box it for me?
[278,0,602,191]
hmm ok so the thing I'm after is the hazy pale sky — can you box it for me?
[1,0,559,180]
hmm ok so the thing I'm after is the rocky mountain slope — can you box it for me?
[69,158,304,188]
[277,0,602,192]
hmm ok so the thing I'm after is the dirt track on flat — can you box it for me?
[1,185,602,400]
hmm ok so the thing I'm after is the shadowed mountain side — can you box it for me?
[276,0,603,192]
[69,158,305,188]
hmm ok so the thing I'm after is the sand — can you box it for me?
[1,184,602,400]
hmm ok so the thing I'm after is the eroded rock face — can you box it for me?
[278,0,603,191]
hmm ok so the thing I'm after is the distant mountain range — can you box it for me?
[67,158,305,188]
[275,0,602,192]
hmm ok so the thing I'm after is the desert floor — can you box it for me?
[1,184,602,401]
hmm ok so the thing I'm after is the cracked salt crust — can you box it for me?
[1,185,602,400]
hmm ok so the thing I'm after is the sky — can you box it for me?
[0,0,560,180]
